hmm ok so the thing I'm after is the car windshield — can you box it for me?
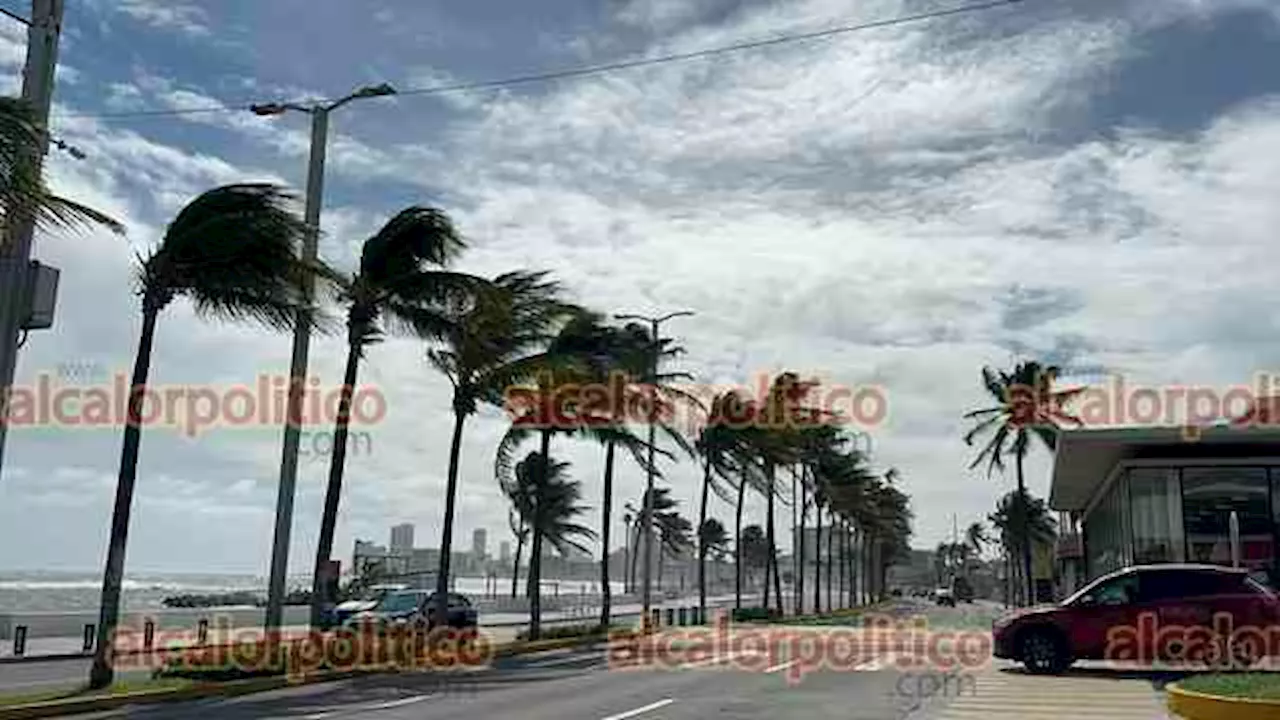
[377,592,423,613]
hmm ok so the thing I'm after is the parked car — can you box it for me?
[993,564,1280,674]
[329,583,409,627]
[934,586,955,607]
[347,590,479,633]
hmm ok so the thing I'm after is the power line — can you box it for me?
[59,0,1027,122]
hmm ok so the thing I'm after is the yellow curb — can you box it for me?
[1167,683,1280,720]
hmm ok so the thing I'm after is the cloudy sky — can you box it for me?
[0,0,1277,576]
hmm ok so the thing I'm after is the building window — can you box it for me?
[1129,468,1181,564]
[1182,467,1272,578]
[1085,474,1130,579]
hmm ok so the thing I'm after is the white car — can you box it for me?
[933,587,955,606]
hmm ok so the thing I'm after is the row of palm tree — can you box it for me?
[80,177,917,685]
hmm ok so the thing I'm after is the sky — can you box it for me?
[0,0,1278,575]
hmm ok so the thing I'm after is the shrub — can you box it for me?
[515,624,634,642]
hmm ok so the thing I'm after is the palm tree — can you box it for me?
[656,508,694,590]
[752,372,823,615]
[309,207,480,628]
[504,451,596,638]
[89,184,315,689]
[694,392,755,617]
[570,320,693,629]
[699,518,730,596]
[964,361,1081,606]
[625,487,679,591]
[0,97,123,238]
[428,271,576,628]
[965,522,989,567]
[989,488,1057,605]
[739,524,771,594]
[508,509,528,598]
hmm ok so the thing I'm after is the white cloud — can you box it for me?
[3,0,1280,573]
[116,0,211,38]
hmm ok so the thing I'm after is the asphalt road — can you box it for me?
[58,599,1010,720]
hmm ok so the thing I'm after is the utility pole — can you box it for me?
[263,108,327,637]
[250,83,397,636]
[0,0,64,480]
[614,310,694,625]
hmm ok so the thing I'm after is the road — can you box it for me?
[13,599,1182,719]
[53,600,1004,720]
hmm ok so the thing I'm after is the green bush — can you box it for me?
[730,607,779,622]
[515,624,634,642]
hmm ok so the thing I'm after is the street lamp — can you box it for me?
[612,310,694,627]
[258,83,397,637]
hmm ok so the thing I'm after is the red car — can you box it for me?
[993,564,1280,673]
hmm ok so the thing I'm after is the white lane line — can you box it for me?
[853,653,894,671]
[301,693,433,718]
[368,695,433,710]
[763,658,799,674]
[527,652,604,668]
[601,698,676,720]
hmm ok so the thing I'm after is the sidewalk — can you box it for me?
[934,662,1178,719]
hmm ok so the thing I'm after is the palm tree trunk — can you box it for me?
[837,521,846,609]
[433,408,469,629]
[511,532,524,598]
[657,545,665,592]
[599,440,617,629]
[309,340,363,629]
[697,457,712,618]
[1016,457,1035,606]
[790,469,798,614]
[825,510,834,612]
[734,480,746,610]
[797,487,806,615]
[629,524,639,593]
[766,473,782,615]
[813,504,822,614]
[89,305,160,689]
[528,429,552,640]
[839,520,849,604]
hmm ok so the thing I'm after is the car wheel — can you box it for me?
[1020,628,1071,675]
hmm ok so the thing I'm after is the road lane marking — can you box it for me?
[300,693,433,719]
[763,659,799,674]
[853,653,893,671]
[601,698,676,720]
[526,652,606,668]
[369,695,433,709]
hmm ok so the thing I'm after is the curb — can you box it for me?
[1167,683,1280,720]
[0,631,643,719]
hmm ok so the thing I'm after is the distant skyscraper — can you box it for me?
[499,541,511,563]
[472,528,488,559]
[390,523,414,552]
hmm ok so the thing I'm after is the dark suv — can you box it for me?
[347,590,479,633]
[993,564,1280,673]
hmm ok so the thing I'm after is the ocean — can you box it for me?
[0,570,625,613]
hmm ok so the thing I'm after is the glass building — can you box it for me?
[1049,425,1280,593]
